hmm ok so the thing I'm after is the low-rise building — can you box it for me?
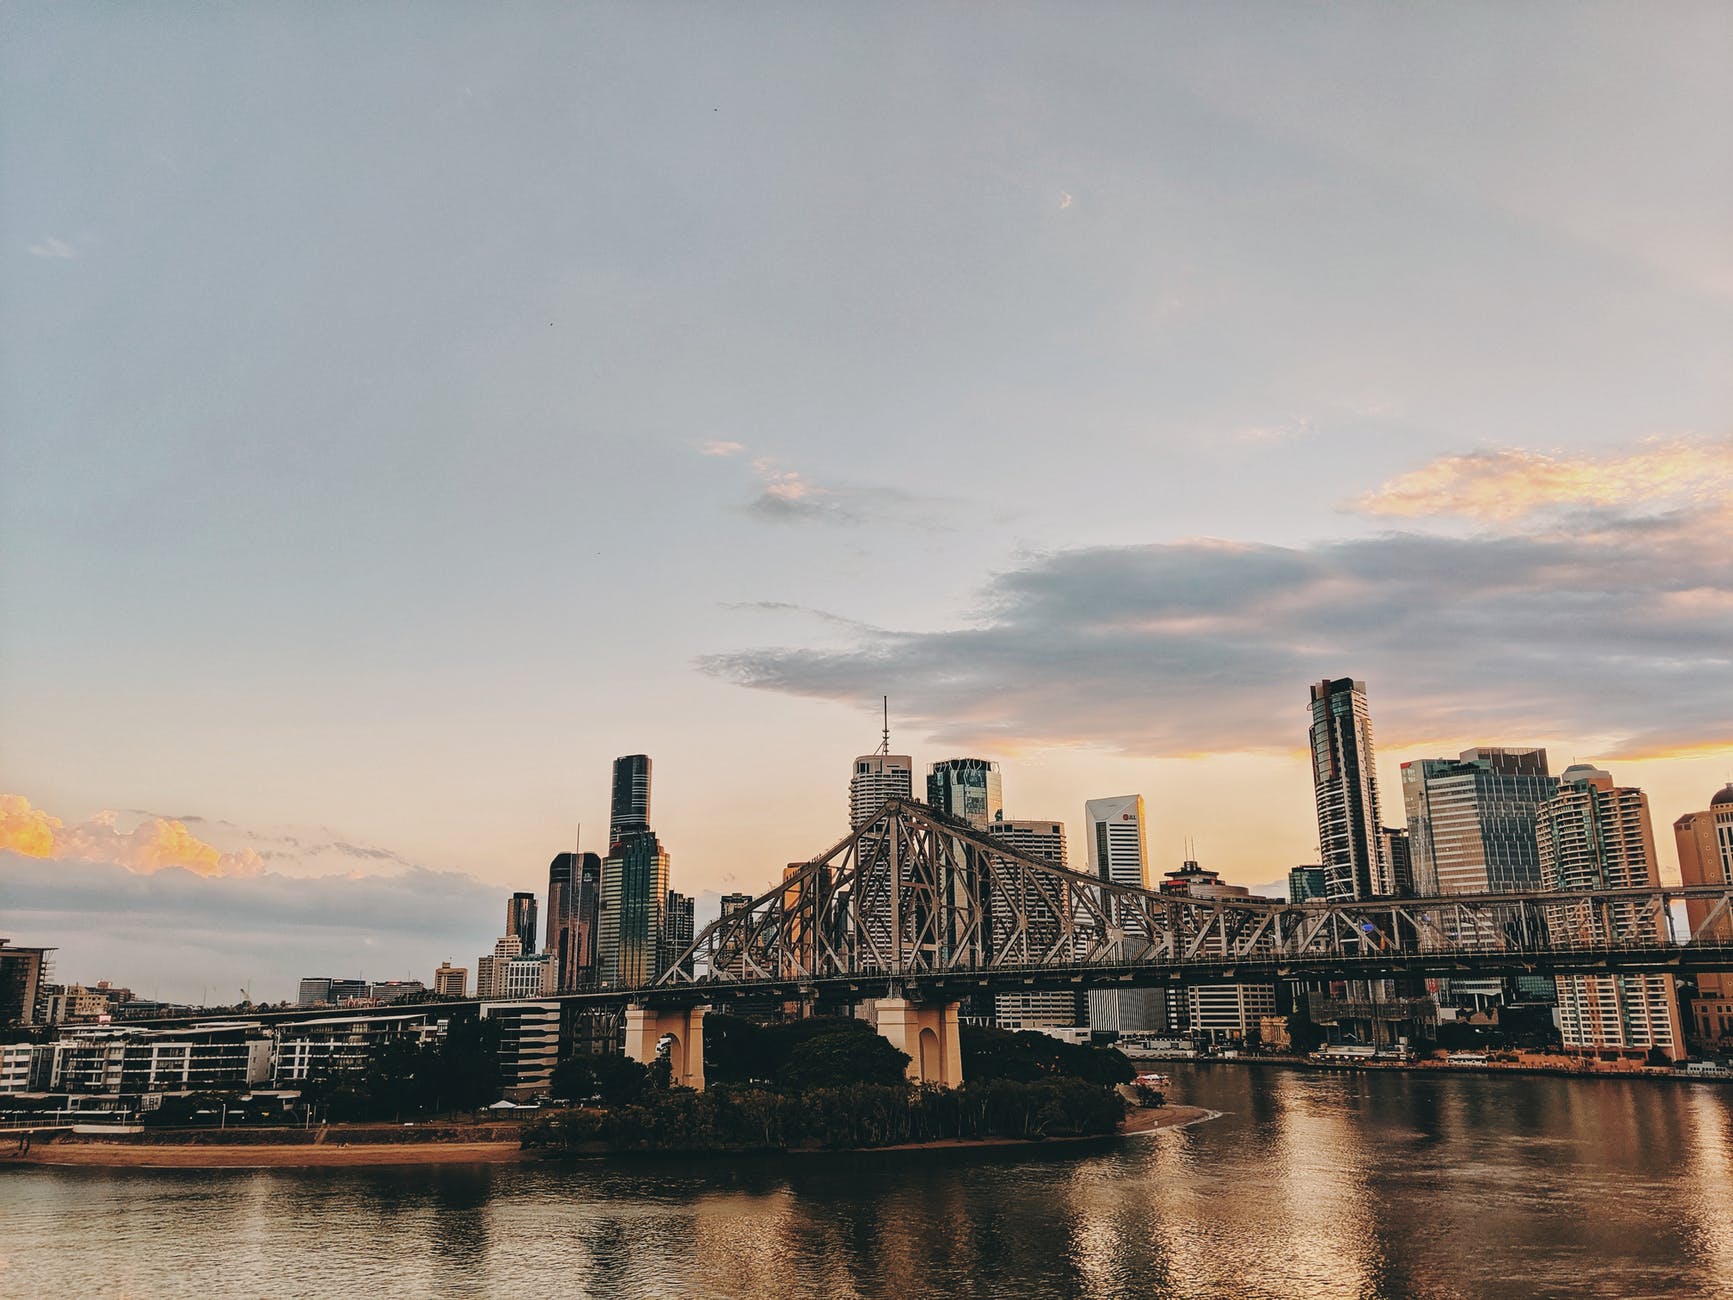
[272,1013,443,1085]
[0,1042,51,1092]
[43,984,116,1025]
[49,1023,273,1093]
[479,1000,560,1098]
[297,977,370,1008]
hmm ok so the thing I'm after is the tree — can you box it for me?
[779,1028,910,1091]
[1286,1009,1324,1054]
[550,1052,651,1106]
[961,1026,1134,1085]
[431,1014,502,1111]
[703,1013,773,1086]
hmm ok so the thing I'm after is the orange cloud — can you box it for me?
[0,794,59,858]
[1354,435,1732,521]
[0,794,263,877]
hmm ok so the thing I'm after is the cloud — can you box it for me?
[748,459,844,522]
[1238,417,1314,444]
[699,439,746,457]
[0,795,262,877]
[27,236,76,259]
[700,503,1733,760]
[1354,435,1733,522]
[0,852,500,1003]
[1059,192,1073,210]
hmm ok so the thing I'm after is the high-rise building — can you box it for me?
[1675,784,1733,1042]
[985,816,1081,1030]
[1157,861,1279,1043]
[476,935,523,1000]
[1376,827,1414,897]
[597,832,672,989]
[1309,678,1387,901]
[720,892,753,916]
[927,758,1003,830]
[1537,765,1684,1061]
[1399,748,1559,1011]
[507,892,539,956]
[610,754,652,841]
[1287,866,1327,902]
[1082,795,1162,1035]
[546,851,604,992]
[661,890,695,978]
[850,754,914,829]
[1085,795,1148,890]
[0,939,52,1027]
[1402,748,1558,897]
[433,962,468,998]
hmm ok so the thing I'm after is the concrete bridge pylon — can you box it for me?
[624,1003,709,1090]
[870,996,963,1088]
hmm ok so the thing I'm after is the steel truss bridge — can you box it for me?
[639,799,1733,1008]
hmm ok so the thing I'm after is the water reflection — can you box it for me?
[5,1068,1733,1298]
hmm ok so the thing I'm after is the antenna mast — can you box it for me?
[879,695,890,755]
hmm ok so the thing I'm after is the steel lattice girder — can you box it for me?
[653,800,1733,993]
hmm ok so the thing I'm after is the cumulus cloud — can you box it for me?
[699,439,746,457]
[0,795,262,877]
[700,503,1733,760]
[27,236,76,259]
[748,459,843,522]
[1354,435,1733,522]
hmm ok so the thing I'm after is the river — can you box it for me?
[4,1063,1731,1298]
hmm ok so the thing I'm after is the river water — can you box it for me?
[4,1063,1731,1299]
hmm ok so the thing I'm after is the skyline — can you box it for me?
[3,4,1730,1001]
[4,686,1731,1005]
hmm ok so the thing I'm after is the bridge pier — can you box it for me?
[624,1003,709,1090]
[871,997,964,1088]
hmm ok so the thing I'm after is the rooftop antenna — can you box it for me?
[878,695,890,756]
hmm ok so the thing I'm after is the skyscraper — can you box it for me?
[507,892,538,956]
[985,816,1081,1030]
[1537,765,1683,1061]
[1309,678,1387,901]
[1287,866,1327,902]
[850,753,914,829]
[1082,795,1162,1035]
[1400,747,1559,1010]
[610,754,652,841]
[1675,784,1733,1042]
[661,889,695,978]
[1084,795,1148,890]
[546,851,603,992]
[1401,748,1558,896]
[1376,827,1414,897]
[598,833,671,989]
[927,758,1003,830]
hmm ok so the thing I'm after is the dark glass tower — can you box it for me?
[507,892,538,955]
[610,754,652,843]
[1309,678,1386,902]
[926,757,1003,830]
[546,851,603,992]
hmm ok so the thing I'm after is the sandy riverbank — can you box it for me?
[3,1139,528,1169]
[1,1106,1216,1169]
[1120,1104,1216,1134]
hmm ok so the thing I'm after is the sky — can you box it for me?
[2,4,1729,1004]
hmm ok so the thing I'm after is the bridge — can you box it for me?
[628,799,1733,1086]
[123,801,1733,1092]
